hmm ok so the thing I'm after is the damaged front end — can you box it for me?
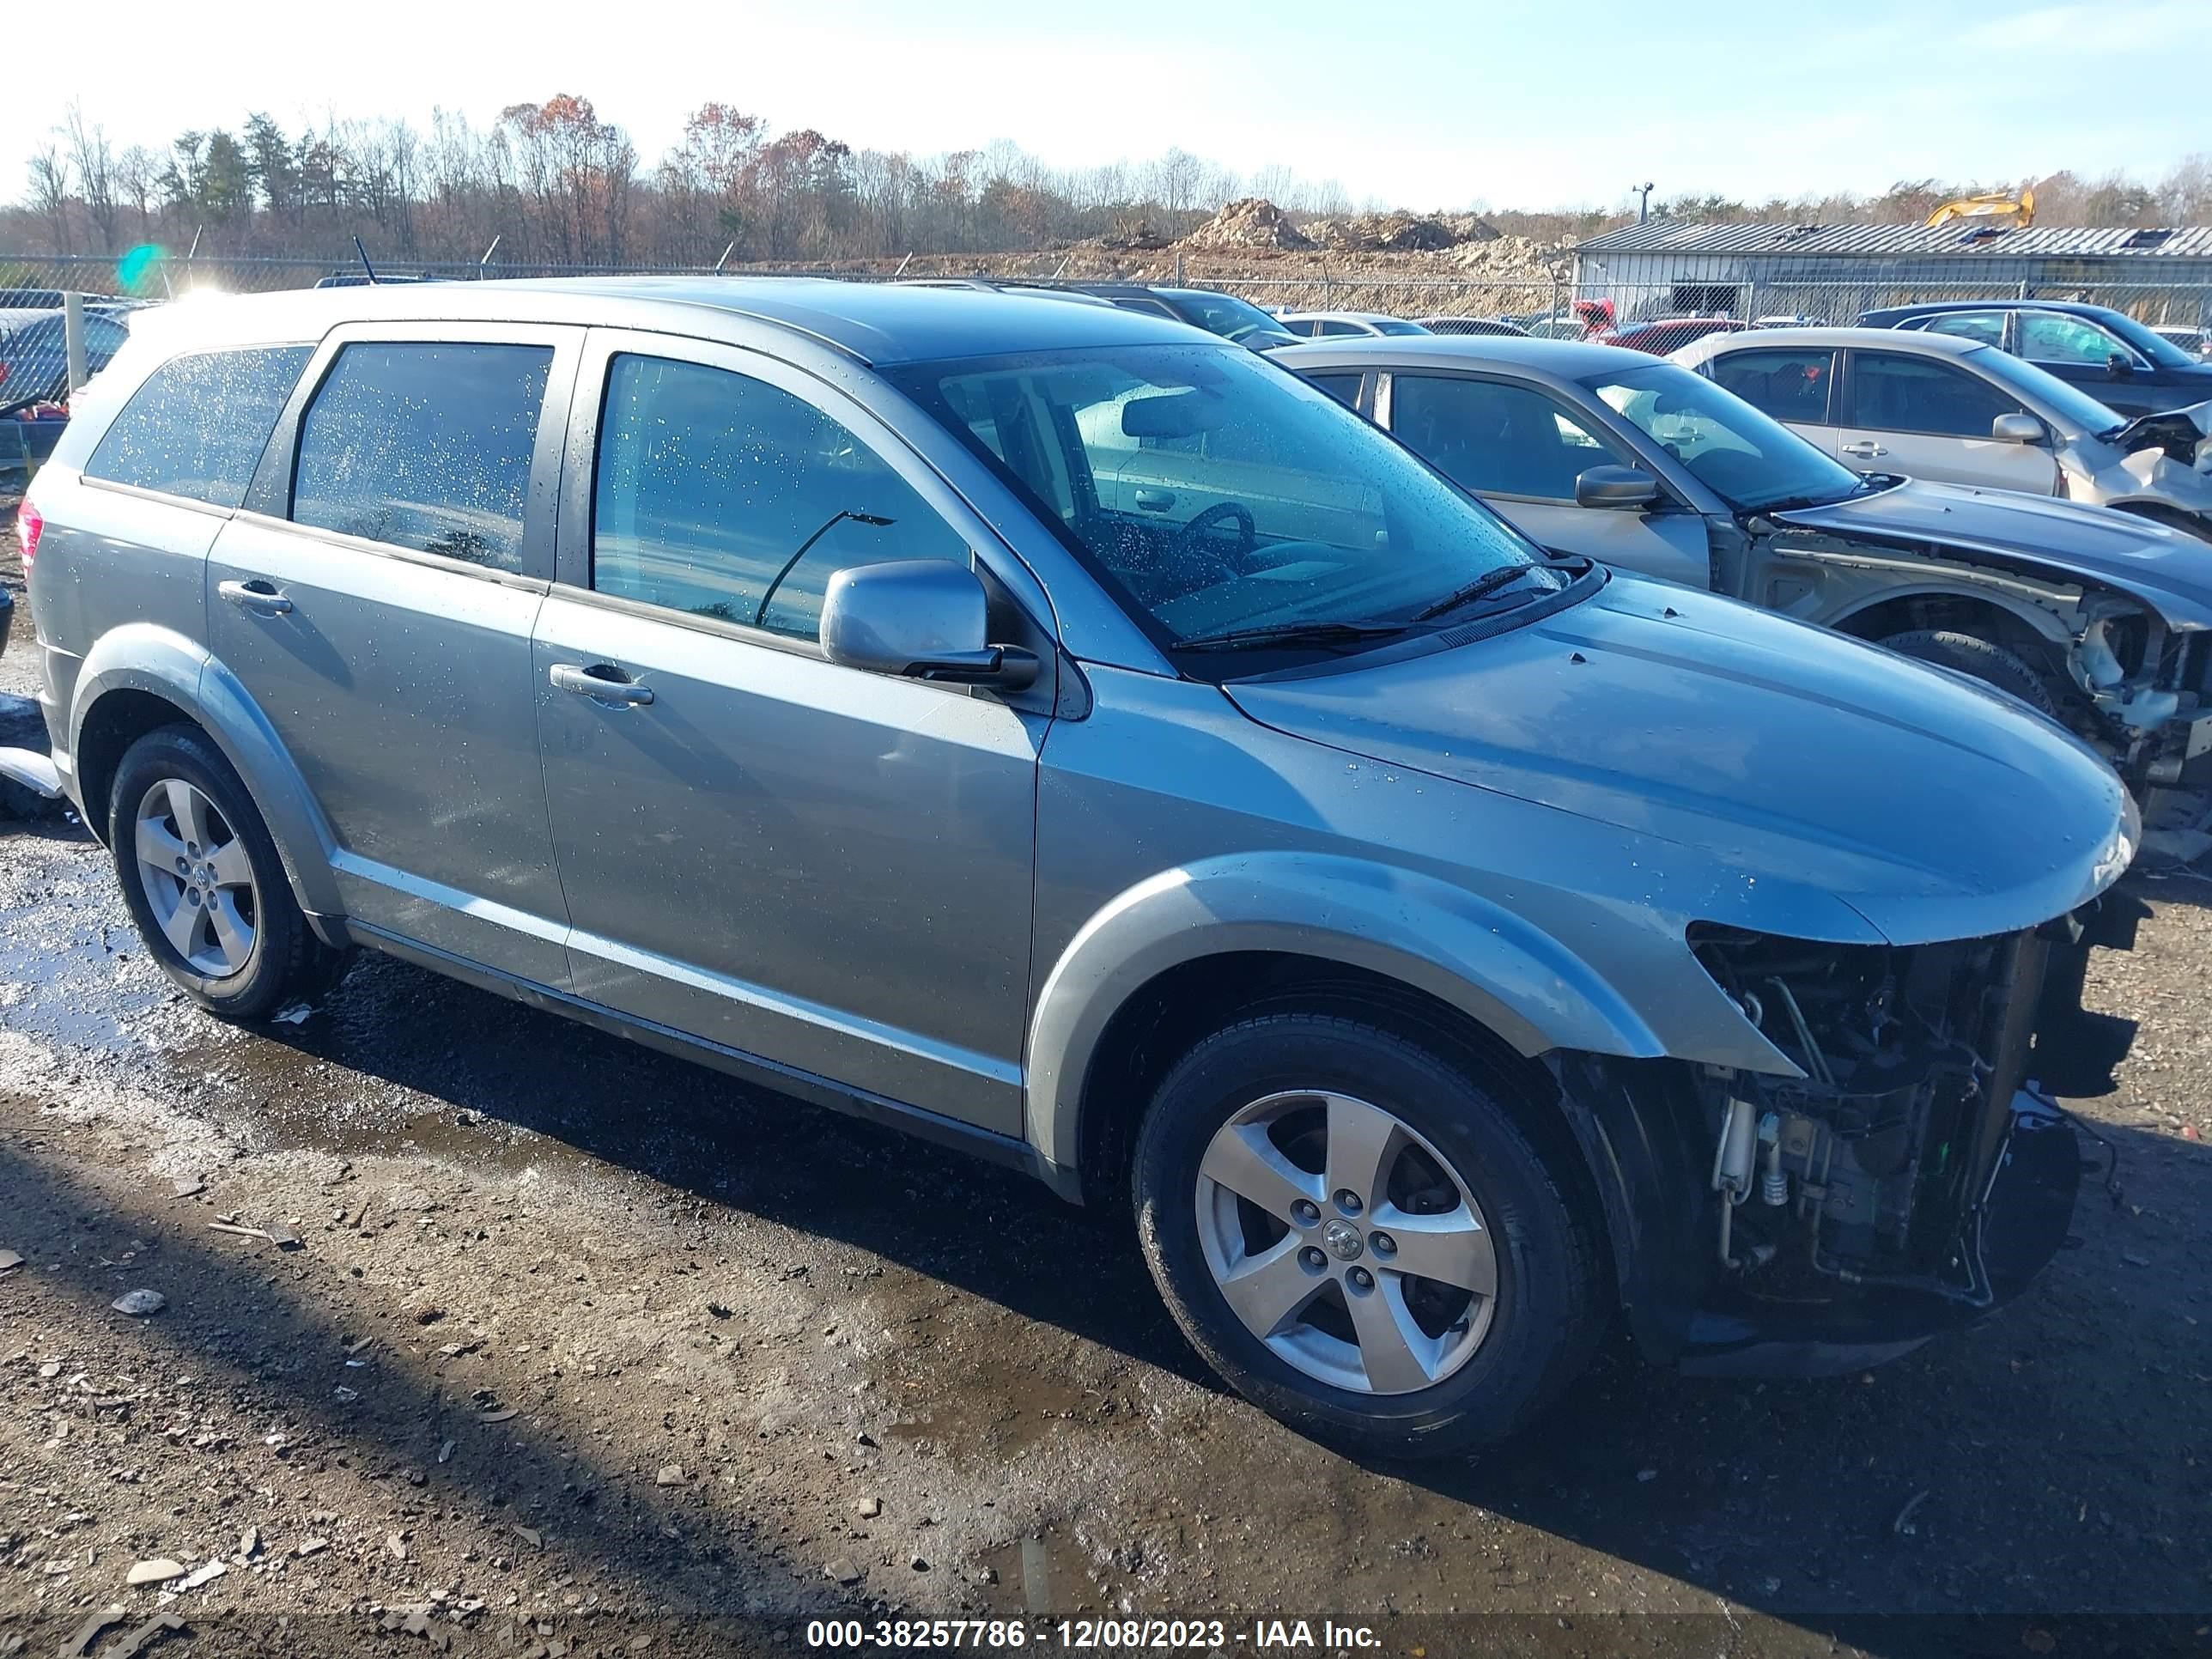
[1560,914,2128,1377]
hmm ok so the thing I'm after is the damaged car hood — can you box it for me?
[1769,478,2212,629]
[2110,398,2212,465]
[1227,575,2135,946]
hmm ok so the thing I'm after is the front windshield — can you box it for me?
[1168,291,1298,345]
[892,343,1571,661]
[1585,362,1866,513]
[1964,345,2130,436]
[2094,309,2200,370]
[1370,318,1431,337]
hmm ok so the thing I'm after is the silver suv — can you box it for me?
[18,279,2136,1456]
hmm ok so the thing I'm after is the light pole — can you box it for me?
[1634,182,1656,223]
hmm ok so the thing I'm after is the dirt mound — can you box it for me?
[1100,216,1173,251]
[1179,198,1314,251]
[1448,232,1565,270]
[1304,211,1502,252]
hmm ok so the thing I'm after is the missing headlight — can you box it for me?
[1687,923,2045,1301]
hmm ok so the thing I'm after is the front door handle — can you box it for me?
[218,578,294,616]
[550,662,655,707]
[1840,441,1889,459]
[1133,489,1177,513]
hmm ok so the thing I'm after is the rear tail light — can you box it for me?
[16,500,41,576]
[0,361,11,386]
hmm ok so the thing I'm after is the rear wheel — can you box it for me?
[108,726,346,1019]
[1879,628,2061,716]
[1132,1013,1607,1457]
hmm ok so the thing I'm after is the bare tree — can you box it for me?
[64,106,120,252]
[27,145,71,252]
[117,145,161,239]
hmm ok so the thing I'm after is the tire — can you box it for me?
[1132,1012,1607,1458]
[107,724,346,1020]
[1879,628,2060,716]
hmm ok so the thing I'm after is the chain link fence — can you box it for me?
[7,251,2211,500]
[9,249,2212,324]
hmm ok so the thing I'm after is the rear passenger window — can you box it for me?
[85,346,311,507]
[1708,349,1836,425]
[1303,373,1363,409]
[291,342,551,570]
[591,354,970,641]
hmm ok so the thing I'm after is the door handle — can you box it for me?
[1133,489,1177,513]
[1840,441,1889,459]
[550,662,655,707]
[218,578,294,616]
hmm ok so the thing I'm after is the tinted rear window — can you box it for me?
[291,342,551,570]
[85,345,310,508]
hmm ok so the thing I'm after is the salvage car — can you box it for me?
[1673,326,2212,541]
[1060,283,1300,349]
[1274,311,1433,338]
[18,281,2133,1455]
[1280,335,2212,799]
[1602,317,1749,356]
[1857,299,2212,417]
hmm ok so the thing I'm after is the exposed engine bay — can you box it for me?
[1688,922,2064,1309]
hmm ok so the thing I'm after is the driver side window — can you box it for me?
[2020,312,2128,366]
[591,354,969,641]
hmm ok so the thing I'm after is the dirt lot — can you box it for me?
[1,543,2209,1658]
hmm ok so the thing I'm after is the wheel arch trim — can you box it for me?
[68,625,343,918]
[1024,854,1668,1183]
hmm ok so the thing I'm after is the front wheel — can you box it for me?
[1132,1013,1607,1457]
[1879,628,2061,716]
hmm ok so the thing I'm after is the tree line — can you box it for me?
[9,95,2209,270]
[7,95,1376,267]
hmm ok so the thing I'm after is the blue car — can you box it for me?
[1858,299,2212,417]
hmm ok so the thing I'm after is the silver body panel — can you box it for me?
[20,279,2136,1204]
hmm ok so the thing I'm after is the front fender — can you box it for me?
[1024,852,1668,1176]
[69,626,343,920]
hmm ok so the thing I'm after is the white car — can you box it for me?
[1273,310,1431,338]
[1673,325,2212,539]
[2155,325,2212,362]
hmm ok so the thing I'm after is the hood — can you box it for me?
[1771,478,2212,629]
[1226,576,2134,946]
[2110,398,2212,466]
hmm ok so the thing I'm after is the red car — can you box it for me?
[1605,317,1750,356]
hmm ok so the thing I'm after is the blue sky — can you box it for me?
[9,0,2203,214]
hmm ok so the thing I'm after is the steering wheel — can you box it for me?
[1176,501,1258,573]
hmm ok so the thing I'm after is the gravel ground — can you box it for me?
[0,538,2208,1657]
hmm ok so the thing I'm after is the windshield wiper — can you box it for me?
[1410,562,1546,623]
[1176,619,1410,653]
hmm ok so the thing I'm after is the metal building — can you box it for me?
[1571,222,2212,327]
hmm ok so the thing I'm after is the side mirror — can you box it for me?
[1574,465,1662,511]
[2106,351,2135,379]
[1990,411,2046,445]
[819,560,1040,691]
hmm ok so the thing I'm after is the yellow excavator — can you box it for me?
[1925,188,2036,229]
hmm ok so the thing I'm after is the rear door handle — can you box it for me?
[1840,441,1889,459]
[550,662,655,707]
[218,578,294,616]
[1133,489,1177,512]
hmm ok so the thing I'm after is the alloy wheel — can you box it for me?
[133,778,259,979]
[1194,1090,1498,1395]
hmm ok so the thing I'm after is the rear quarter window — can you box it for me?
[83,345,312,508]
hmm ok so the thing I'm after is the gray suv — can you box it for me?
[18,279,2136,1456]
